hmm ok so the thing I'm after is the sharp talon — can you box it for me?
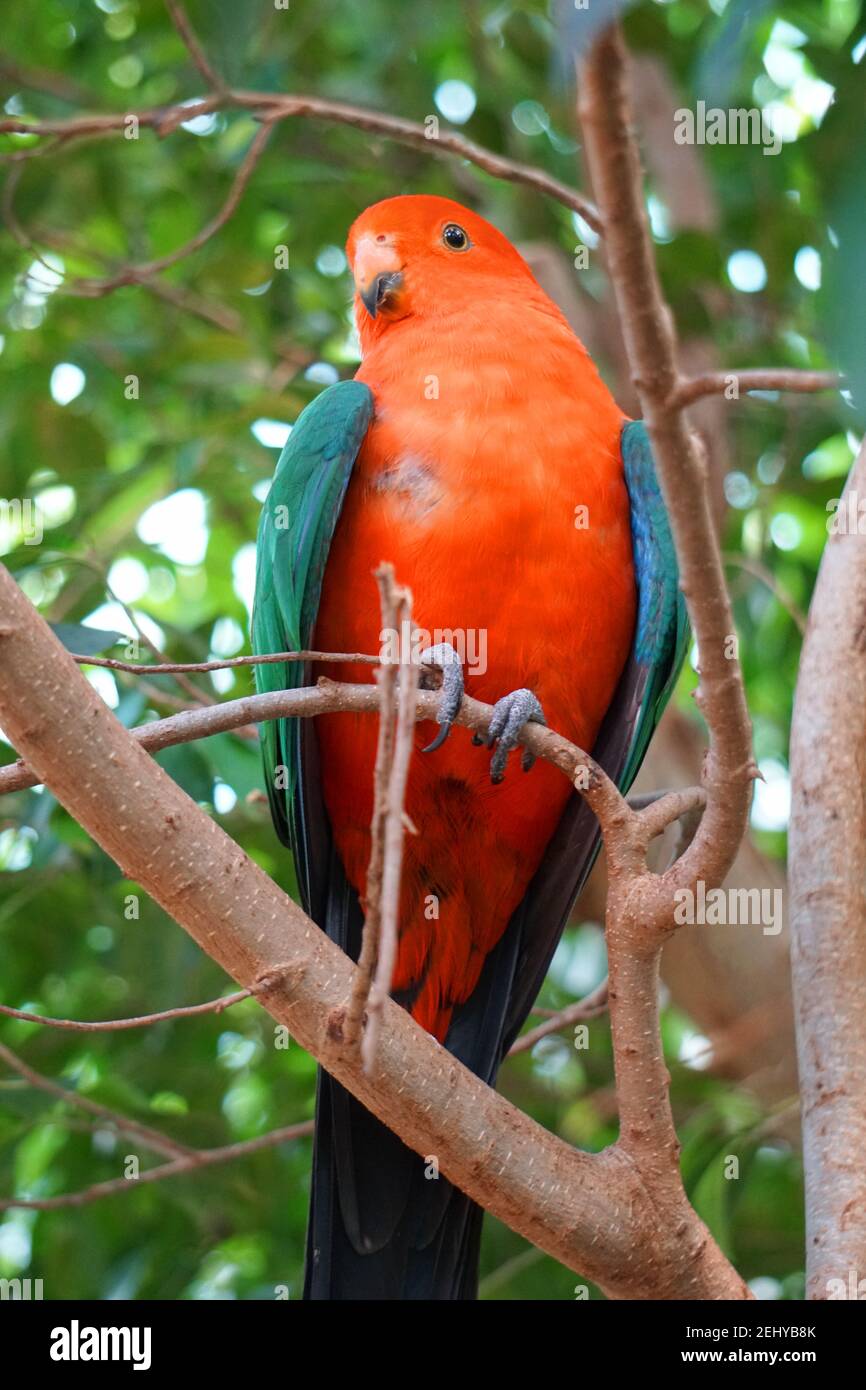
[422,722,451,754]
[418,642,464,755]
[490,749,508,783]
[481,687,546,784]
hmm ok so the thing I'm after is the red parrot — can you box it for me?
[253,195,686,1299]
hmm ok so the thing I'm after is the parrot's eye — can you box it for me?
[442,223,470,251]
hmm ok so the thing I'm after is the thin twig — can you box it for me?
[0,1042,196,1162]
[24,220,245,334]
[579,25,755,904]
[131,678,211,713]
[102,571,214,706]
[723,552,807,636]
[343,574,400,1050]
[69,119,276,296]
[165,0,226,93]
[0,975,283,1032]
[0,92,602,232]
[0,58,101,107]
[508,981,610,1056]
[2,90,836,421]
[672,369,841,410]
[0,673,624,827]
[0,556,749,1295]
[71,648,379,676]
[575,26,753,1298]
[627,789,674,812]
[142,274,244,334]
[0,1118,315,1212]
[361,568,419,1073]
[637,787,707,844]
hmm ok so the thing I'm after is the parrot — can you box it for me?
[252,194,688,1300]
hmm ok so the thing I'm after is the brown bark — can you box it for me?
[0,562,748,1298]
[578,27,755,904]
[789,440,866,1299]
[643,712,797,1100]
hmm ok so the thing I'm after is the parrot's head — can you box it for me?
[346,194,539,351]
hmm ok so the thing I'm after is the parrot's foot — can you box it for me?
[419,642,465,753]
[473,689,546,784]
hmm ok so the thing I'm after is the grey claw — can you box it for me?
[419,643,464,753]
[484,688,546,784]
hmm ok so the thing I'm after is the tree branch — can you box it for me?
[789,438,866,1300]
[0,58,101,107]
[567,22,756,1288]
[637,787,707,843]
[165,0,226,94]
[0,1041,196,1163]
[0,90,601,229]
[672,369,841,409]
[2,83,833,412]
[507,981,609,1057]
[578,25,755,905]
[0,561,747,1298]
[361,568,420,1072]
[0,971,287,1032]
[0,1113,314,1212]
[0,18,778,1299]
[344,567,402,1052]
[723,551,807,636]
[0,678,604,800]
[63,118,276,297]
[69,647,379,676]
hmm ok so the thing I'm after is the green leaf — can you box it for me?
[50,623,123,657]
[154,744,214,802]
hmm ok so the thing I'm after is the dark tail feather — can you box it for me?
[304,1069,484,1299]
[297,720,608,1301]
[302,816,530,1301]
[295,525,683,1298]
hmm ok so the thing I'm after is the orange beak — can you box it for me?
[352,235,404,319]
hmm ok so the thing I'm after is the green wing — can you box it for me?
[251,400,686,1044]
[503,418,690,1036]
[616,418,691,794]
[251,380,374,860]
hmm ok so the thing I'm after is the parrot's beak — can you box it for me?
[353,235,404,319]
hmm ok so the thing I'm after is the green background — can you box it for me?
[1,0,863,1299]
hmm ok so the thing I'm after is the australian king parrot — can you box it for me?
[252,194,688,1300]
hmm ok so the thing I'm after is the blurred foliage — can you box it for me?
[0,0,862,1300]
